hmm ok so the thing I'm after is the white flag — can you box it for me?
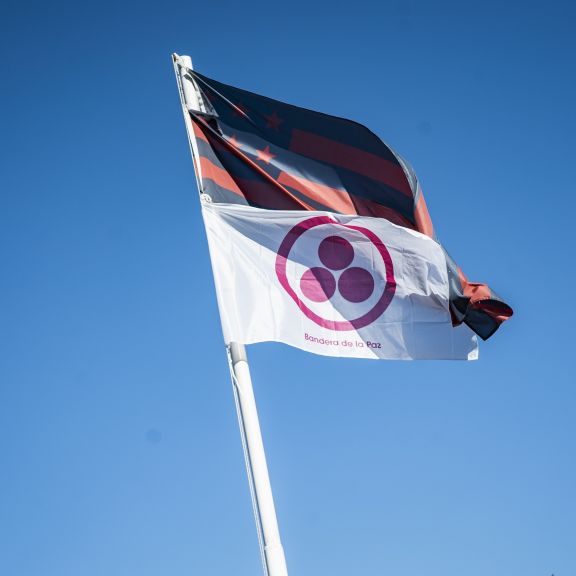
[202,201,478,360]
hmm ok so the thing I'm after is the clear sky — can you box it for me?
[1,1,575,575]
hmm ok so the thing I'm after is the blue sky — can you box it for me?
[1,1,575,575]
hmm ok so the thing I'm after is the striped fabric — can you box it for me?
[187,71,512,340]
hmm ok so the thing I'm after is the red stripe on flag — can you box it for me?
[192,120,209,143]
[277,171,415,227]
[460,278,493,303]
[351,196,416,229]
[199,157,243,196]
[235,179,307,210]
[290,130,413,197]
[277,171,356,214]
[456,267,491,303]
[414,192,434,237]
[456,269,513,322]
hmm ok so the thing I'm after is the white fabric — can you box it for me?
[202,201,478,360]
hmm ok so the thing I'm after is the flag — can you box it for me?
[181,68,512,346]
[202,202,478,360]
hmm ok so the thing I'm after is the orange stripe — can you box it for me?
[192,119,209,143]
[235,179,308,210]
[277,171,356,214]
[462,280,493,303]
[457,267,494,305]
[277,171,415,227]
[198,157,243,196]
[414,191,434,237]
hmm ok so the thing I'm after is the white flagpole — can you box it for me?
[228,343,288,576]
[172,54,288,576]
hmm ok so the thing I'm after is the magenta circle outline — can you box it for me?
[275,216,396,331]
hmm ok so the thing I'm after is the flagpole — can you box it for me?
[228,343,288,576]
[172,54,288,576]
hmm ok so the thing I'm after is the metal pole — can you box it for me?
[172,54,288,576]
[228,343,288,576]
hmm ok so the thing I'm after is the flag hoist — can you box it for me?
[172,52,512,576]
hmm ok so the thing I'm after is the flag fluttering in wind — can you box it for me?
[184,69,512,360]
[173,56,513,576]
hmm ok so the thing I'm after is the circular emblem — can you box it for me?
[275,216,396,331]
